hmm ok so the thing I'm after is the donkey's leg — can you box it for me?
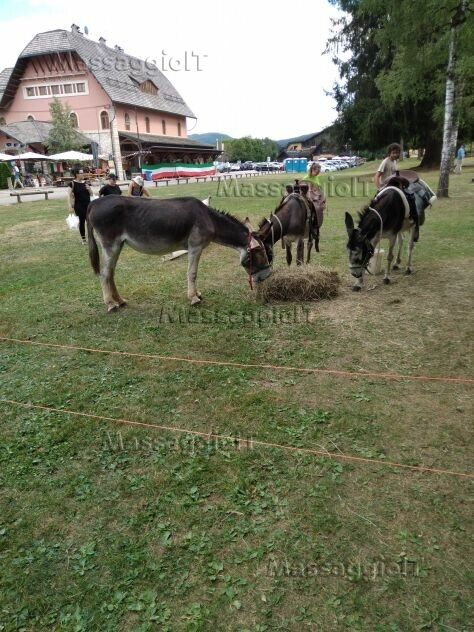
[187,245,204,306]
[109,243,127,307]
[100,242,124,312]
[285,243,292,266]
[393,233,403,270]
[306,239,313,264]
[383,234,397,285]
[296,237,304,266]
[405,226,416,275]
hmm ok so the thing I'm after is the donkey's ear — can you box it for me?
[244,217,255,231]
[345,212,354,235]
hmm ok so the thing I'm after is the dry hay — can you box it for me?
[255,266,341,303]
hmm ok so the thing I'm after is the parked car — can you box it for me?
[240,161,254,171]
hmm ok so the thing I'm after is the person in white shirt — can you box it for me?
[374,143,401,189]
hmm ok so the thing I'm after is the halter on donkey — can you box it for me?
[345,173,436,291]
[86,196,271,312]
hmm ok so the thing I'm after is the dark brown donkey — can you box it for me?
[86,196,271,312]
[246,185,318,266]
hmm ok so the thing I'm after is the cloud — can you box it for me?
[1,0,342,139]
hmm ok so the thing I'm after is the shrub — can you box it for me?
[0,162,12,189]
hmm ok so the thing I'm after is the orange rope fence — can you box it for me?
[1,336,473,385]
[0,398,472,479]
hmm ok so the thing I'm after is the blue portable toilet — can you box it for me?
[298,158,308,172]
[285,158,294,172]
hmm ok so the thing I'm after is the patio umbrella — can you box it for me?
[0,152,14,161]
[17,152,52,160]
[48,151,93,161]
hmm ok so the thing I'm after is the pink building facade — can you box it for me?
[0,26,217,178]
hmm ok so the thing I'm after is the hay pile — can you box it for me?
[256,266,341,303]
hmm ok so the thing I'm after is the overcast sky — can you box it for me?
[1,0,344,140]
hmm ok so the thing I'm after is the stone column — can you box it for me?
[110,118,124,180]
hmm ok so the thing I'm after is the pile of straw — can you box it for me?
[256,266,341,303]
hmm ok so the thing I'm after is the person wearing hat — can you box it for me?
[128,175,150,197]
[99,173,122,197]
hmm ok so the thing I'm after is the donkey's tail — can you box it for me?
[86,203,100,275]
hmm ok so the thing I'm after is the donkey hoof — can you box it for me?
[190,295,202,307]
[393,264,400,270]
[383,277,391,285]
[118,300,128,308]
[107,304,119,313]
[405,269,412,276]
[196,291,202,299]
[352,285,362,292]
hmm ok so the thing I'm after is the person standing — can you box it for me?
[454,144,465,174]
[374,143,401,189]
[303,162,326,228]
[99,173,122,196]
[127,175,150,197]
[11,162,24,189]
[68,169,92,244]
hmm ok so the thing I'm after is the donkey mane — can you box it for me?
[208,206,245,228]
[358,189,397,222]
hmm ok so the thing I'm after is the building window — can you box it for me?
[24,81,88,99]
[145,117,150,133]
[162,119,166,135]
[100,110,109,130]
[139,80,158,95]
[0,117,5,126]
[177,122,181,137]
[124,113,131,131]
[70,112,78,128]
[27,115,35,121]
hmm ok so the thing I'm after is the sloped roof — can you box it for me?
[0,67,14,103]
[0,120,91,146]
[120,131,217,152]
[277,130,330,148]
[1,28,195,118]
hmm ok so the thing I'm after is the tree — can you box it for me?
[47,98,85,153]
[327,0,474,173]
[438,0,470,197]
[225,136,280,162]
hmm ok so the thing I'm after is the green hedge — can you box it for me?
[0,162,12,190]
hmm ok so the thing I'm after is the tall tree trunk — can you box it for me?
[448,123,459,173]
[437,0,467,197]
[419,135,442,169]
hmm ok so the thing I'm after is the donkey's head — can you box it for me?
[241,218,272,282]
[242,217,273,278]
[345,212,374,278]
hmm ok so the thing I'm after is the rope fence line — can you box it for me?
[1,336,473,385]
[1,398,472,479]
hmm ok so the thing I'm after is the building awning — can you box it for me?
[119,131,219,155]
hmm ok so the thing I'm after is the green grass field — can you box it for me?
[0,161,473,631]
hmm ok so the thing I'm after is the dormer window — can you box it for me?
[139,80,158,95]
